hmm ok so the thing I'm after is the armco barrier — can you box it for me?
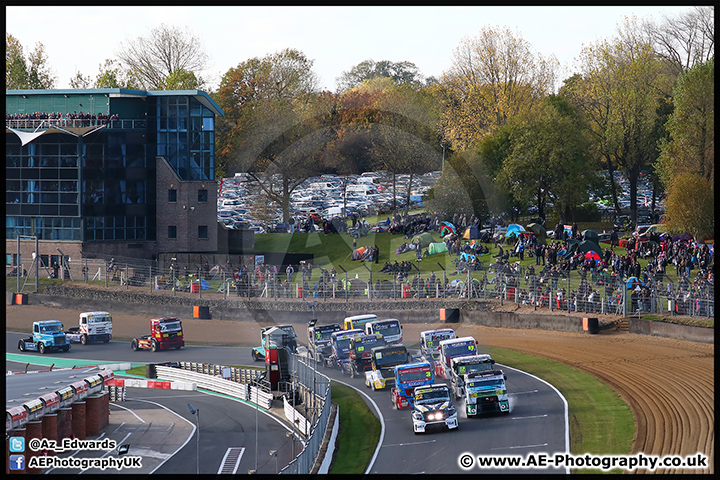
[154,365,272,409]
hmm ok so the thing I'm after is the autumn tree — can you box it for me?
[565,17,676,224]
[115,24,209,90]
[438,25,558,151]
[214,48,323,223]
[6,33,56,89]
[656,59,714,239]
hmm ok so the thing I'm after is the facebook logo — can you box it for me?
[10,436,25,452]
[10,454,25,471]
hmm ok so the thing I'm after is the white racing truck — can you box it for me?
[449,354,497,400]
[464,370,510,417]
[419,328,456,363]
[411,383,459,434]
[436,336,478,380]
[65,311,113,345]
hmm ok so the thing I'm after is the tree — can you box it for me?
[438,25,558,151]
[336,59,424,91]
[565,19,676,224]
[6,33,56,89]
[497,96,593,224]
[662,172,714,241]
[657,59,714,185]
[115,24,209,90]
[214,48,323,223]
[642,6,714,76]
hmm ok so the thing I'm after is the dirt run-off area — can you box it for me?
[5,304,714,474]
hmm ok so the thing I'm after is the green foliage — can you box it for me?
[329,381,381,474]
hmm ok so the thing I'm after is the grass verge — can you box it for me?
[328,381,381,474]
[489,347,635,474]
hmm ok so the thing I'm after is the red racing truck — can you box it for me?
[131,317,184,352]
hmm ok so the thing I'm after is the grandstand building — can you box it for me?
[6,89,226,272]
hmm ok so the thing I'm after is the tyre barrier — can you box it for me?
[6,369,114,432]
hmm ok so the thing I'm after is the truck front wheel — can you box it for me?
[18,340,25,352]
[81,334,88,345]
[131,339,139,351]
[38,343,46,354]
[151,340,159,352]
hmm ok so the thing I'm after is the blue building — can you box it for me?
[6,89,224,269]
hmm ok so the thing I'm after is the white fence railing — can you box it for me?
[154,365,272,409]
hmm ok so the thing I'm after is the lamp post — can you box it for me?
[269,450,278,474]
[187,404,200,475]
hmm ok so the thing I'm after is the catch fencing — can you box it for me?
[8,255,712,319]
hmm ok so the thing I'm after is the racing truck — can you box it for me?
[65,311,113,345]
[252,325,298,362]
[347,333,386,378]
[419,328,456,363]
[364,344,409,390]
[411,383,459,434]
[449,354,497,400]
[18,320,70,354]
[307,322,341,363]
[131,317,184,352]
[464,370,510,417]
[343,314,377,331]
[365,318,402,345]
[325,328,365,372]
[436,336,478,380]
[391,361,434,409]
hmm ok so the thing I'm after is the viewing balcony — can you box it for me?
[6,118,147,130]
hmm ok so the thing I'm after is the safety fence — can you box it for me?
[9,256,712,319]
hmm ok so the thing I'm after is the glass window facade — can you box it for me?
[6,90,222,246]
[149,96,215,181]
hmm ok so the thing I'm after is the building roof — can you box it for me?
[6,88,224,117]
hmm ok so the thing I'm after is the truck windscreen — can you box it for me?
[374,322,400,336]
[444,342,476,358]
[376,350,407,367]
[398,367,432,383]
[159,322,181,333]
[457,362,493,375]
[415,388,449,404]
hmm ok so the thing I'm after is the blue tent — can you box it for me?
[505,224,526,237]
[462,225,481,239]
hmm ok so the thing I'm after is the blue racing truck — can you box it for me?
[18,320,70,354]
[391,361,434,409]
[325,328,365,372]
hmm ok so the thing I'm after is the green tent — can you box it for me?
[411,232,435,248]
[526,223,547,245]
[581,229,600,246]
[428,242,448,255]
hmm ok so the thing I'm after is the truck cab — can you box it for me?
[365,318,402,345]
[252,325,298,362]
[449,354,496,399]
[307,323,342,362]
[66,311,112,344]
[327,328,365,371]
[18,320,70,354]
[436,336,478,380]
[343,314,377,331]
[392,361,433,409]
[411,384,459,434]
[131,317,184,352]
[348,333,385,377]
[419,328,456,362]
[364,344,409,390]
[464,370,509,416]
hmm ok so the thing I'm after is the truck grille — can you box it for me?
[55,336,66,345]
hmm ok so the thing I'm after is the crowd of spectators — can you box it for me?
[6,111,120,127]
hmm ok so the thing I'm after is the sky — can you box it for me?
[6,6,696,92]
